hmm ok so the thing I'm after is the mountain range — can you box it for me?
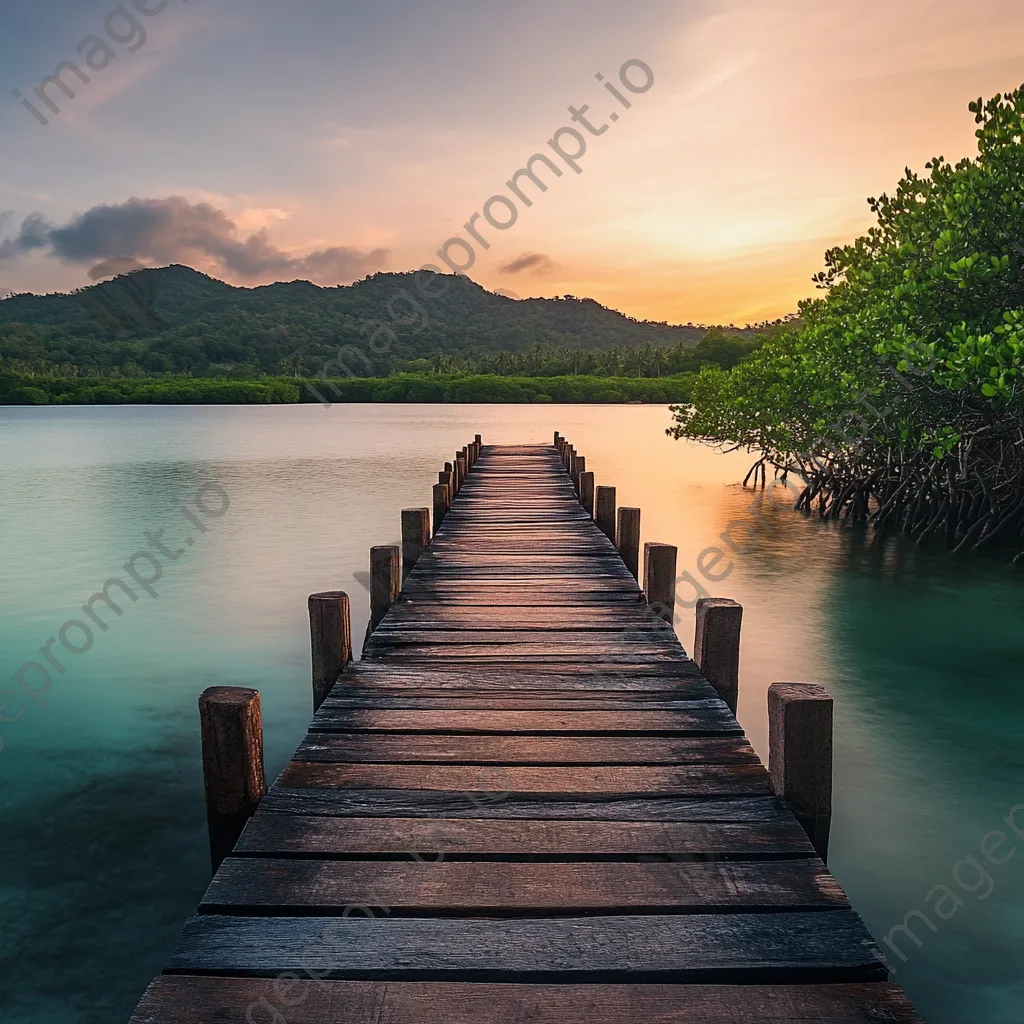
[0,265,768,378]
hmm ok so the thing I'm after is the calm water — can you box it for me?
[1,405,1022,1022]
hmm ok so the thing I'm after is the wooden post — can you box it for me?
[432,483,449,537]
[452,456,462,493]
[768,682,833,861]
[308,592,352,712]
[617,507,641,581]
[456,454,468,488]
[694,597,743,715]
[574,455,586,494]
[475,433,482,447]
[438,469,452,490]
[569,449,578,483]
[595,485,616,541]
[580,471,595,517]
[466,443,475,470]
[369,545,400,631]
[644,542,677,624]
[199,686,266,873]
[554,430,561,448]
[444,460,453,477]
[563,442,571,469]
[401,508,431,582]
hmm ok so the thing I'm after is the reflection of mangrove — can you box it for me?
[670,87,1024,555]
[0,372,695,406]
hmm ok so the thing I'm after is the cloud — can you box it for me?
[88,256,147,281]
[499,252,558,276]
[0,197,390,285]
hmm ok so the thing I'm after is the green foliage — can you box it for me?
[670,86,1024,548]
[0,266,766,380]
[0,373,692,406]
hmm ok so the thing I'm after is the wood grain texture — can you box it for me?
[132,979,925,1024]
[277,763,771,796]
[293,734,758,765]
[165,911,889,982]
[234,814,817,856]
[201,858,847,913]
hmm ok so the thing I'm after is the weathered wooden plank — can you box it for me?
[258,789,787,821]
[131,978,926,1024]
[201,858,847,914]
[234,813,816,856]
[166,911,889,981]
[317,692,730,712]
[278,763,771,796]
[293,734,757,765]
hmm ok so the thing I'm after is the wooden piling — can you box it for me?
[452,456,462,493]
[579,470,595,517]
[198,686,266,873]
[369,545,400,632]
[595,485,616,541]
[553,430,561,448]
[432,483,449,537]
[644,542,677,624]
[456,453,468,488]
[768,682,834,861]
[617,507,641,581]
[307,591,352,712]
[574,455,586,494]
[694,597,743,715]
[401,508,431,582]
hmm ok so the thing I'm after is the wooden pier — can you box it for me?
[132,438,924,1023]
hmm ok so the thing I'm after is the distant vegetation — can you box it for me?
[671,86,1024,551]
[0,264,782,404]
[0,373,694,406]
[0,265,777,380]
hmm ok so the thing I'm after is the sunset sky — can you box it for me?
[2,0,1023,325]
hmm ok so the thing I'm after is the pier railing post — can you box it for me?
[694,597,743,715]
[554,431,561,448]
[617,507,641,581]
[580,471,595,517]
[574,455,586,495]
[456,453,468,489]
[596,485,616,541]
[199,686,266,874]
[433,483,449,537]
[768,682,833,862]
[308,591,352,712]
[452,455,462,493]
[644,542,677,625]
[402,508,431,582]
[369,545,400,632]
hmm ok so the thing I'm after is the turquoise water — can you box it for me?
[1,404,1022,1022]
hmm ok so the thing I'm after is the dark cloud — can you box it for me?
[499,252,557,276]
[88,256,146,281]
[0,197,390,285]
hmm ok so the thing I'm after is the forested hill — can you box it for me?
[0,265,764,377]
